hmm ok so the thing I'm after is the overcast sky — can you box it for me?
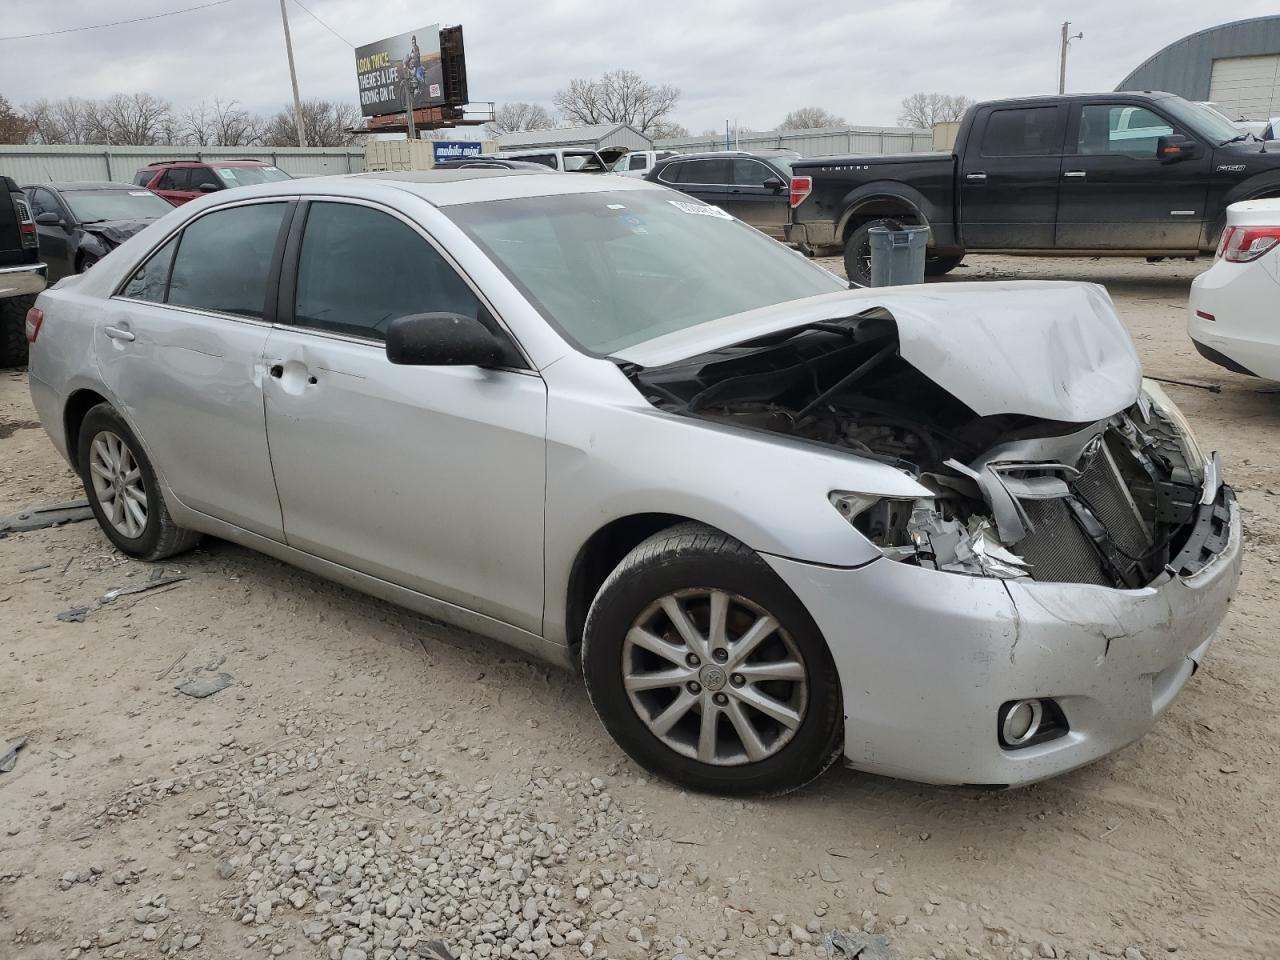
[1,2,1276,133]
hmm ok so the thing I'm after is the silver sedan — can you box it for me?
[26,170,1240,794]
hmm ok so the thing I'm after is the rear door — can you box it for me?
[261,198,547,632]
[724,158,788,237]
[959,104,1067,248]
[1055,101,1210,249]
[665,158,732,208]
[99,199,290,538]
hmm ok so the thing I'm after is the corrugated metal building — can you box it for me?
[1119,15,1280,119]
[496,123,651,152]
[0,145,366,185]
[655,125,933,158]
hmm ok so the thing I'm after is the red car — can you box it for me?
[133,160,292,206]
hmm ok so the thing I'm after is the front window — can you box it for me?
[63,189,173,224]
[445,190,845,355]
[1077,105,1175,157]
[212,165,293,187]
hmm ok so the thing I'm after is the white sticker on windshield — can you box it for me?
[606,203,626,210]
[668,199,732,220]
[128,191,151,196]
[217,168,236,180]
[264,166,279,172]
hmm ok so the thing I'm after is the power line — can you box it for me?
[289,0,353,47]
[0,0,238,42]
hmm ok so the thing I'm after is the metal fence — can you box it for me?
[0,145,367,184]
[655,125,934,158]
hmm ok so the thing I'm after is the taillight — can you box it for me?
[13,196,37,249]
[25,306,43,343]
[789,175,812,209]
[1217,225,1280,263]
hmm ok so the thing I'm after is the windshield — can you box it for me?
[214,165,293,187]
[1163,97,1245,144]
[64,189,173,223]
[445,190,845,355]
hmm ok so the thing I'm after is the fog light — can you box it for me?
[1001,699,1042,746]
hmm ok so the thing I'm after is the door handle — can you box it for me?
[103,325,134,342]
[1063,170,1087,179]
[965,172,987,181]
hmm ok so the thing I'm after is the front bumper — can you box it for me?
[763,492,1242,786]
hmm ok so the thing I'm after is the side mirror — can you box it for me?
[1157,134,1199,162]
[196,182,221,192]
[763,177,784,192]
[34,211,62,226]
[385,313,504,367]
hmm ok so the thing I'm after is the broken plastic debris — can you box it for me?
[101,575,188,603]
[176,673,233,699]
[825,929,898,959]
[909,505,1030,580]
[0,499,95,535]
[56,607,89,623]
[0,736,28,773]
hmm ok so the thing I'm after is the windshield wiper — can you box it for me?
[1219,133,1252,146]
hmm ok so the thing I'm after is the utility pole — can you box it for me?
[1059,21,1080,96]
[278,0,307,147]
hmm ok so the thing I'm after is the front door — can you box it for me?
[154,167,199,206]
[28,188,73,281]
[724,158,788,238]
[959,104,1067,249]
[261,199,547,633]
[1055,102,1211,249]
[97,200,290,538]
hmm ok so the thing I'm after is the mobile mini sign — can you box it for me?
[354,25,445,118]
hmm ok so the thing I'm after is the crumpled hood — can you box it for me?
[85,219,154,246]
[613,281,1141,422]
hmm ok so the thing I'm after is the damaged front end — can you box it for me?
[625,300,1232,590]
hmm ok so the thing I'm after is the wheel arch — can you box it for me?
[63,387,111,475]
[836,184,931,243]
[564,512,713,659]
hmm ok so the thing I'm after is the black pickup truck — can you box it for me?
[1,174,46,367]
[787,92,1280,285]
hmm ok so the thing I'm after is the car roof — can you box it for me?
[655,150,786,162]
[143,159,274,168]
[36,181,147,192]
[176,168,666,208]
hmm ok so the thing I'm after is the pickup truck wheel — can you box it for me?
[843,220,888,286]
[924,254,964,277]
[0,294,33,369]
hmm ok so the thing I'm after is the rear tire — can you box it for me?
[0,294,32,369]
[581,522,843,796]
[842,219,891,287]
[76,403,201,561]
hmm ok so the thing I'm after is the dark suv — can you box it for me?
[646,150,798,239]
[134,159,292,206]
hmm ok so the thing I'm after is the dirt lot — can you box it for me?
[2,255,1278,960]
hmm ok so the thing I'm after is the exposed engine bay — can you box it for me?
[625,308,1233,589]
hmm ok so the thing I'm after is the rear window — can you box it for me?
[133,171,154,187]
[980,106,1062,157]
[675,158,731,184]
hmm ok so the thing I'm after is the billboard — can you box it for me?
[355,25,444,118]
[432,141,483,162]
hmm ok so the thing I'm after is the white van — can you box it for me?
[495,147,626,172]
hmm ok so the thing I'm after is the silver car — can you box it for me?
[26,170,1241,794]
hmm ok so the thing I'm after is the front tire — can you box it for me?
[76,403,200,560]
[581,523,843,796]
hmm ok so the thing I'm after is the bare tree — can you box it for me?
[91,93,176,145]
[554,70,679,134]
[897,93,974,128]
[262,100,362,147]
[487,102,554,136]
[778,107,846,130]
[647,120,689,140]
[23,97,100,144]
[0,95,33,144]
[181,101,217,146]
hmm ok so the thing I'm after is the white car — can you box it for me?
[1189,198,1280,379]
[610,150,677,178]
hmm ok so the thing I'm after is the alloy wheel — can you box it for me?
[621,589,809,765]
[88,430,148,539]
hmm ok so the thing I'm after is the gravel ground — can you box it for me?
[1,254,1278,960]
